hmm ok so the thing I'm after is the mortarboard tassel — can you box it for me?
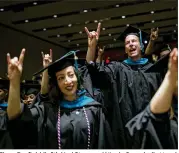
[139,29,144,53]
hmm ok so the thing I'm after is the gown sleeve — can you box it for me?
[125,105,178,149]
[86,61,120,89]
[7,93,50,149]
[0,109,14,148]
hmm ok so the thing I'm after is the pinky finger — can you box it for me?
[41,52,45,59]
[7,53,11,64]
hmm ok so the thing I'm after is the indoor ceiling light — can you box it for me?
[116,4,119,7]
[57,34,60,37]
[144,40,148,44]
[68,40,71,42]
[33,2,37,5]
[25,19,29,23]
[122,16,126,19]
[43,28,46,31]
[126,24,130,27]
[68,24,72,27]
[102,28,105,30]
[104,18,110,21]
[53,15,57,18]
[83,10,88,13]
[151,11,154,14]
[109,33,112,36]
[0,8,4,11]
[151,20,155,23]
[77,44,79,46]
[79,31,82,34]
[94,20,98,23]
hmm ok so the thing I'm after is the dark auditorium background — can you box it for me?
[0,0,177,79]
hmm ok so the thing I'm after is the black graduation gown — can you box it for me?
[12,94,114,149]
[7,103,38,149]
[125,106,178,149]
[0,107,14,149]
[87,61,163,148]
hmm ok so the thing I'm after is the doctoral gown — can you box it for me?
[87,61,163,148]
[126,106,178,149]
[10,93,114,149]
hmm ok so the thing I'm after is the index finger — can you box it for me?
[50,49,53,59]
[151,28,154,33]
[19,48,26,65]
[84,27,91,37]
[173,48,178,57]
[96,23,101,36]
[170,48,176,57]
[172,48,178,61]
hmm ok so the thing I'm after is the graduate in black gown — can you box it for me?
[7,49,113,149]
[0,79,14,149]
[0,80,9,109]
[84,23,165,148]
[126,48,178,149]
[21,80,40,107]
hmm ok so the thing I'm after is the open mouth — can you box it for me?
[65,86,73,91]
[130,49,136,53]
[129,46,137,52]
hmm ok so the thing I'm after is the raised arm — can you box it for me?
[145,28,159,55]
[150,48,178,113]
[40,49,53,94]
[84,23,118,89]
[7,49,25,120]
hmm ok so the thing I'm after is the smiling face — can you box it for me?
[56,66,78,99]
[125,34,142,61]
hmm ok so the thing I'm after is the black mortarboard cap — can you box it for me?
[21,80,40,96]
[144,51,170,73]
[151,41,171,54]
[160,44,171,52]
[33,50,79,78]
[118,26,149,53]
[33,74,42,81]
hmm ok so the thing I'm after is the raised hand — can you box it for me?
[85,23,101,49]
[150,28,159,41]
[168,48,178,78]
[41,49,53,68]
[7,48,25,81]
[98,45,105,56]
